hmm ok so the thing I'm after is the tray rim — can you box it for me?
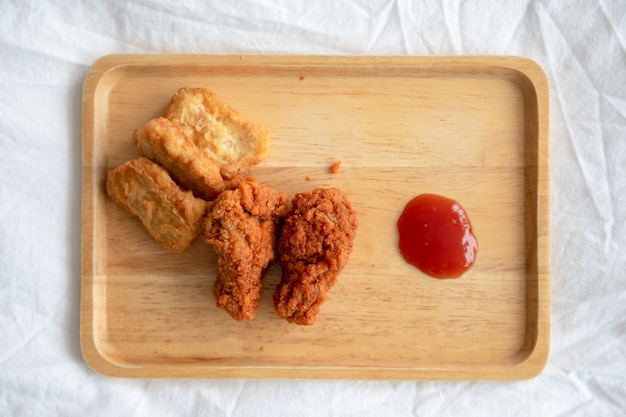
[80,54,550,380]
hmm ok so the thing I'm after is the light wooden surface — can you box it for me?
[81,55,550,379]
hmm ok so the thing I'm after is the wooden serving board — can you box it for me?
[81,55,550,379]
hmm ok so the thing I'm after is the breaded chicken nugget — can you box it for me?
[273,188,358,325]
[133,117,224,201]
[201,178,288,321]
[164,87,270,179]
[106,157,208,253]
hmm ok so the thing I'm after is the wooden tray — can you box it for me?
[81,55,550,379]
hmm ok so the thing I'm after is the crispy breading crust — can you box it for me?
[273,188,358,325]
[163,87,270,179]
[133,117,224,200]
[106,157,208,253]
[202,178,288,321]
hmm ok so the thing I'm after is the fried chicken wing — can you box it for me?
[202,178,287,321]
[133,117,224,201]
[106,157,208,253]
[273,188,358,325]
[164,87,270,179]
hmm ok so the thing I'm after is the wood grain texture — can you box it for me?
[81,55,550,379]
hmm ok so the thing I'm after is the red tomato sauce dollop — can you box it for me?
[398,194,477,279]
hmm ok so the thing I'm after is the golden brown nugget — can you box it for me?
[201,178,288,321]
[133,117,224,201]
[273,188,358,325]
[106,157,208,253]
[163,87,270,179]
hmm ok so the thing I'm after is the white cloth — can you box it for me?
[1,0,625,415]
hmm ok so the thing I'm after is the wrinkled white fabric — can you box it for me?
[1,0,625,415]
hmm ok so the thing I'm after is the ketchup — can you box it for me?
[398,194,477,279]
